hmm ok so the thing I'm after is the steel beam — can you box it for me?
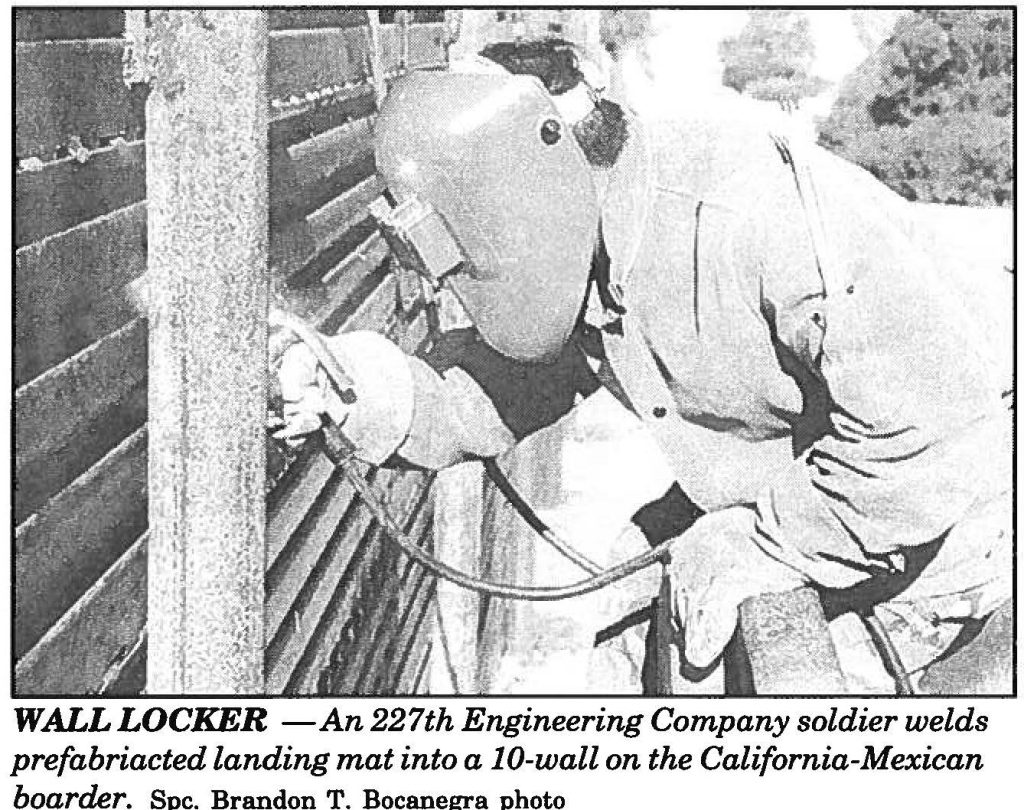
[145,10,269,694]
[737,587,846,694]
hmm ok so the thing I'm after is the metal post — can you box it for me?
[428,464,484,694]
[396,10,411,73]
[737,587,847,694]
[145,10,269,694]
[365,10,388,109]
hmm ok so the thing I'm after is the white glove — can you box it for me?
[668,507,806,668]
[271,330,416,464]
[272,342,351,446]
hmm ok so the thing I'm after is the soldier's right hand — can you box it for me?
[271,330,416,464]
[272,342,352,448]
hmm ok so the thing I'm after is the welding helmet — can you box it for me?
[372,69,599,362]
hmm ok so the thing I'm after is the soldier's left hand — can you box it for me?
[667,508,806,668]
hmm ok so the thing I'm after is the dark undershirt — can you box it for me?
[423,326,600,440]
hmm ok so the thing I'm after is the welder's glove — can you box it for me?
[273,342,349,445]
[272,331,416,464]
[667,507,806,669]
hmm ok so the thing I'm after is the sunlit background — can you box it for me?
[621,10,902,129]
[454,9,904,133]
[452,8,1012,208]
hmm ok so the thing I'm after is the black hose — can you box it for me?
[320,428,670,601]
[277,314,671,601]
[482,457,603,575]
[863,610,917,695]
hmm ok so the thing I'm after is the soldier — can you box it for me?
[276,41,1012,693]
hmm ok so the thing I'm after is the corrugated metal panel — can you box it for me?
[15,39,144,159]
[15,9,125,42]
[14,537,148,696]
[15,202,147,385]
[14,12,448,696]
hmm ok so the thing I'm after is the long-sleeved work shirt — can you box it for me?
[368,102,1012,671]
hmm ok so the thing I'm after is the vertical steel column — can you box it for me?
[145,10,269,694]
[365,11,388,109]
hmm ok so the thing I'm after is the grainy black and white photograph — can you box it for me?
[11,6,1015,697]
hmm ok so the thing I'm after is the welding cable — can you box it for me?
[272,299,601,590]
[862,610,918,695]
[314,414,670,601]
[272,311,672,599]
[481,456,604,576]
[330,443,672,600]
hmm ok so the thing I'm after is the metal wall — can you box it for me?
[13,8,448,696]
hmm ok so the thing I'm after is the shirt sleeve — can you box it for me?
[393,326,600,469]
[748,144,1011,590]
